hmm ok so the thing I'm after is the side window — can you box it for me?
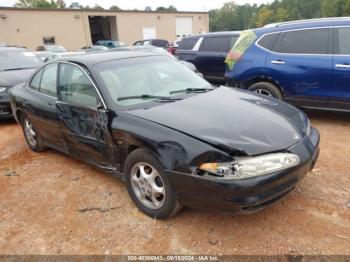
[338,28,350,55]
[258,33,280,51]
[40,63,58,97]
[229,36,239,49]
[58,63,98,107]
[200,37,231,52]
[278,29,330,54]
[178,38,198,50]
[30,68,44,91]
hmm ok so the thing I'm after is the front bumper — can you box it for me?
[167,128,320,214]
[0,93,12,118]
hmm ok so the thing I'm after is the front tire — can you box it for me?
[248,82,283,100]
[21,114,46,152]
[124,148,182,219]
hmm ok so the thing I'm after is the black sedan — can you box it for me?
[9,51,320,219]
[0,47,42,118]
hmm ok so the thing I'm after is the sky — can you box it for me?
[0,0,270,11]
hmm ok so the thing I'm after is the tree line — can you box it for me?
[13,0,350,30]
[210,0,350,31]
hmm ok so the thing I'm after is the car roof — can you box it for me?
[256,17,350,35]
[183,31,241,39]
[0,46,27,52]
[55,50,159,66]
[146,39,168,41]
[97,40,119,42]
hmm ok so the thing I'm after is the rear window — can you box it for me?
[225,30,257,70]
[258,33,280,51]
[338,27,350,55]
[178,38,198,50]
[276,29,330,54]
[200,36,232,52]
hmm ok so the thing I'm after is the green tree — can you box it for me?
[92,4,104,11]
[321,0,340,17]
[156,5,177,11]
[274,7,289,22]
[340,0,350,15]
[109,5,121,11]
[14,0,66,8]
[256,6,274,27]
[209,0,346,31]
[210,2,251,31]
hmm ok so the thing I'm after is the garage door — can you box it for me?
[143,27,156,40]
[176,17,193,38]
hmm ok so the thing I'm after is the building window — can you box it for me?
[43,36,55,44]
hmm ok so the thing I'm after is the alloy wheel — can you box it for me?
[24,119,37,148]
[130,162,166,210]
[254,89,273,97]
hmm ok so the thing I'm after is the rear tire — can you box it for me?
[20,114,46,152]
[124,148,182,219]
[248,82,283,100]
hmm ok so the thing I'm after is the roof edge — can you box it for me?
[0,6,208,14]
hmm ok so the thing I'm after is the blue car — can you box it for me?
[95,40,126,49]
[225,18,350,112]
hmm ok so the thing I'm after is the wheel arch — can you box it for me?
[242,76,285,97]
[15,109,24,123]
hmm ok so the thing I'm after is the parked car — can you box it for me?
[108,45,203,76]
[133,39,170,49]
[79,45,108,53]
[35,51,85,62]
[0,47,42,118]
[36,45,68,53]
[95,40,126,49]
[168,42,178,55]
[10,51,319,218]
[225,18,350,111]
[176,32,240,83]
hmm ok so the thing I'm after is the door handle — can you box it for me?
[335,64,350,69]
[271,60,286,65]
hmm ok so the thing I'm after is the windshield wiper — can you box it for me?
[169,87,214,95]
[3,67,36,72]
[117,94,181,102]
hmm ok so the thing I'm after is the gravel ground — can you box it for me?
[0,110,349,255]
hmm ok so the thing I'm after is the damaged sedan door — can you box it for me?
[56,62,118,171]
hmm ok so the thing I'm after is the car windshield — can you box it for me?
[45,45,67,53]
[94,56,211,107]
[0,51,42,71]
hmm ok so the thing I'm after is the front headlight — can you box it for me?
[199,153,300,179]
[0,87,8,93]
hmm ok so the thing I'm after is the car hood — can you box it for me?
[0,69,35,86]
[125,87,307,156]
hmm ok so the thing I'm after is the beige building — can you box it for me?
[0,7,209,51]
